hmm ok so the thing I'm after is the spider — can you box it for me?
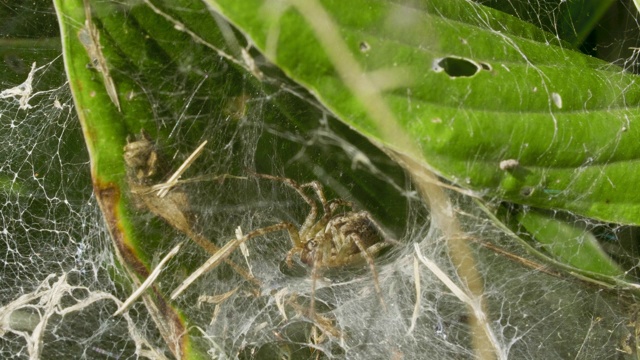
[246,173,392,312]
[123,130,160,184]
[171,172,392,313]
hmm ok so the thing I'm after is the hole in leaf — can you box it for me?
[433,57,481,77]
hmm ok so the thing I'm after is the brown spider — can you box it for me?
[123,130,160,184]
[172,172,392,315]
[255,173,394,313]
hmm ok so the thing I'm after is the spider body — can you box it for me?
[246,173,391,311]
[123,130,160,183]
[298,210,389,268]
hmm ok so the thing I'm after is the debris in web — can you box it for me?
[0,62,40,110]
[122,131,257,285]
[78,0,121,111]
[154,140,208,198]
[0,274,167,359]
[114,241,183,316]
[414,243,507,360]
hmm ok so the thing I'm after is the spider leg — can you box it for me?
[301,181,330,215]
[171,221,301,299]
[250,172,320,235]
[309,252,320,317]
[308,232,332,318]
[350,234,387,311]
[328,198,353,213]
[297,181,329,234]
[298,181,352,244]
[285,246,303,268]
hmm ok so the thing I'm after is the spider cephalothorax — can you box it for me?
[297,209,390,268]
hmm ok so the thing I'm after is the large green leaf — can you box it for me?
[207,0,640,226]
[54,0,244,357]
[55,0,409,358]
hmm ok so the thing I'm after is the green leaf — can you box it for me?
[516,210,625,277]
[207,0,640,226]
[55,0,409,357]
[54,0,238,358]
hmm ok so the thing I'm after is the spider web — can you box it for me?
[1,1,640,359]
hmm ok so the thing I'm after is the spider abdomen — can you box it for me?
[329,211,384,253]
